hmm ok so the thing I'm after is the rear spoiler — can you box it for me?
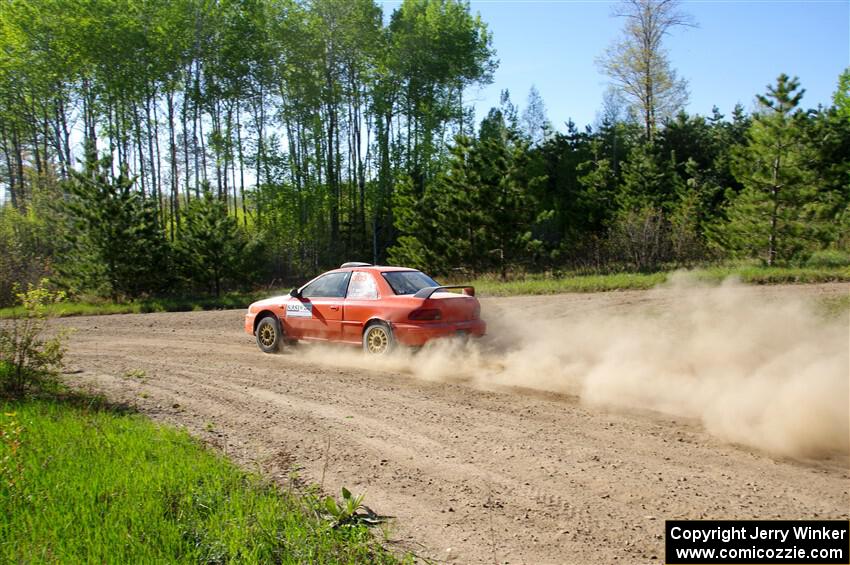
[414,285,475,299]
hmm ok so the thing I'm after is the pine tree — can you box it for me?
[389,174,443,273]
[834,68,850,120]
[806,70,850,249]
[577,148,617,233]
[390,136,479,275]
[475,134,547,278]
[609,142,687,270]
[389,128,546,278]
[175,189,260,296]
[669,171,705,263]
[59,157,171,299]
[618,143,666,211]
[715,75,824,264]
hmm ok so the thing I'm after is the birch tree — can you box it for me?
[598,0,694,140]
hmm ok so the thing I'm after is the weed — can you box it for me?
[0,411,23,494]
[121,368,147,380]
[304,486,383,530]
[323,487,367,527]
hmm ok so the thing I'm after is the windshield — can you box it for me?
[382,271,439,295]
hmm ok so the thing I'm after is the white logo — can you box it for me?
[286,302,313,318]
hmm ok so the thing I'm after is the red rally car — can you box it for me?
[244,263,486,355]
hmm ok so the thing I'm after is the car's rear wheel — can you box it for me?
[363,322,395,355]
[256,315,282,353]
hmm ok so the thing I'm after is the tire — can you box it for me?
[256,315,282,353]
[362,322,395,355]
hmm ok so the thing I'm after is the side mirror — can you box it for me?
[289,287,301,298]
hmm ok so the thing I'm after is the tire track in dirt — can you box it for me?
[60,284,850,564]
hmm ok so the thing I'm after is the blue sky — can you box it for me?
[386,0,850,131]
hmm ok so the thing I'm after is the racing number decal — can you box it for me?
[286,302,313,318]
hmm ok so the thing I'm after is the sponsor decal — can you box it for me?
[286,302,313,318]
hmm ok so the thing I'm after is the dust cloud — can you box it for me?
[303,275,850,459]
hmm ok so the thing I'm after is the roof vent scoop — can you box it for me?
[340,261,372,268]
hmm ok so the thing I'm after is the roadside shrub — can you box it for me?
[805,249,850,269]
[669,191,708,265]
[0,282,67,396]
[607,207,672,272]
[0,207,53,308]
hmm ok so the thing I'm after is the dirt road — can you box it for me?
[62,283,850,564]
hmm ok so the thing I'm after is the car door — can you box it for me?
[286,272,350,341]
[341,270,381,343]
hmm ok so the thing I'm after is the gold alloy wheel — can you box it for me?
[259,322,276,347]
[366,326,390,354]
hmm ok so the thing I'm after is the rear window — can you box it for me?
[347,271,378,300]
[382,271,439,295]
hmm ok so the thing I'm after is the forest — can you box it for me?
[0,0,848,306]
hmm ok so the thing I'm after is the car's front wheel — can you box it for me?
[363,322,395,355]
[256,315,282,353]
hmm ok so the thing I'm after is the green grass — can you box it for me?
[469,271,668,296]
[0,291,265,320]
[0,396,400,564]
[1,265,847,318]
[692,265,850,285]
[466,265,850,297]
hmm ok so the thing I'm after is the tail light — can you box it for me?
[409,308,441,321]
[472,304,480,319]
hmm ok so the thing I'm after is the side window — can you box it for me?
[346,271,378,300]
[300,272,351,298]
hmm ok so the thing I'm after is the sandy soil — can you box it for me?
[60,283,850,564]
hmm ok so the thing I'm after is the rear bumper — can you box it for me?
[244,313,256,335]
[392,319,486,347]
